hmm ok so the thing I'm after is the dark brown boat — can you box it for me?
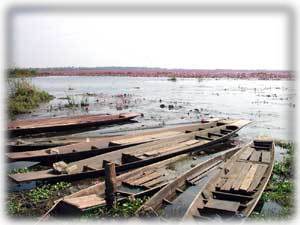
[45,142,241,216]
[8,112,140,137]
[9,119,251,183]
[137,138,274,220]
[7,118,221,163]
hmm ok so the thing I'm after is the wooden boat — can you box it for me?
[8,112,140,137]
[46,142,241,215]
[137,138,274,220]
[7,118,222,163]
[9,119,251,183]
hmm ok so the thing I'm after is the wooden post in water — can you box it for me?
[104,162,117,208]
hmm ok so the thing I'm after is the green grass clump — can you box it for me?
[8,78,54,119]
[82,197,148,219]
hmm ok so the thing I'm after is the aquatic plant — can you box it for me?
[65,95,78,108]
[7,181,71,217]
[9,167,31,174]
[8,78,54,119]
[81,197,148,219]
[27,182,71,203]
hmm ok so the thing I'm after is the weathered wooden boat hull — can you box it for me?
[137,138,274,220]
[7,143,68,152]
[46,142,240,216]
[8,112,140,137]
[7,119,222,163]
[8,120,251,183]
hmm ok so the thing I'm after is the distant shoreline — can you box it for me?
[33,68,293,80]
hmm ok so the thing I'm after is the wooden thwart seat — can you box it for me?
[239,164,259,191]
[249,151,261,162]
[247,164,268,192]
[239,147,254,160]
[204,199,240,213]
[261,151,271,163]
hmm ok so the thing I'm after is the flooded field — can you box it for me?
[17,76,294,142]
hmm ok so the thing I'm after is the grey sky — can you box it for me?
[10,11,288,70]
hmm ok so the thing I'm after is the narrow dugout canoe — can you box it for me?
[7,118,222,163]
[137,138,274,220]
[9,119,251,183]
[8,112,140,137]
[46,142,241,215]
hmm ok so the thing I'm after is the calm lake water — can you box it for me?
[22,76,294,141]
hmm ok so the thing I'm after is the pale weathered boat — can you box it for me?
[8,112,140,137]
[46,142,241,215]
[137,138,274,220]
[7,118,222,163]
[9,119,251,183]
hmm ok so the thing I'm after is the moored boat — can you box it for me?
[45,142,240,216]
[7,118,222,163]
[137,138,274,220]
[8,112,141,137]
[9,119,251,183]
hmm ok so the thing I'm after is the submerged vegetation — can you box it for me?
[251,141,294,219]
[8,78,54,119]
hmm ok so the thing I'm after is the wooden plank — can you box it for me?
[143,139,200,157]
[239,147,254,160]
[239,164,259,191]
[232,162,252,190]
[109,131,182,145]
[220,162,243,191]
[130,172,161,186]
[216,177,227,188]
[249,151,261,162]
[122,171,154,185]
[247,164,268,192]
[261,151,271,163]
[63,194,105,209]
[204,199,240,213]
[142,177,164,188]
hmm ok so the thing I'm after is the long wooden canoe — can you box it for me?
[7,118,222,163]
[137,138,274,220]
[46,142,241,216]
[9,119,251,183]
[8,112,140,137]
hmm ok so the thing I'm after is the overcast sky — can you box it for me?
[10,11,289,70]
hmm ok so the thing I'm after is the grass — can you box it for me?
[81,197,148,219]
[250,141,294,219]
[8,78,54,119]
[7,182,71,216]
